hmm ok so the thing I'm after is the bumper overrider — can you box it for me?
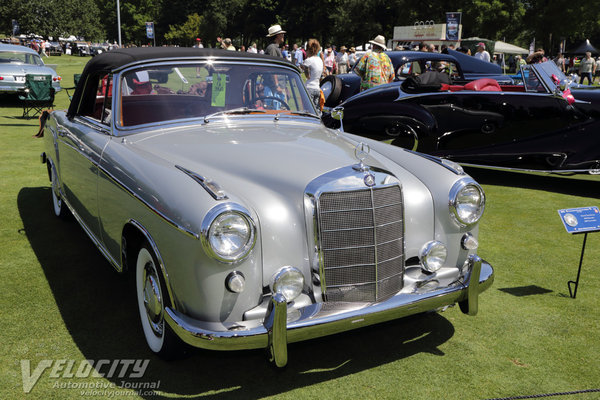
[165,255,493,367]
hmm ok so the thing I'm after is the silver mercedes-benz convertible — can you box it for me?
[39,47,493,367]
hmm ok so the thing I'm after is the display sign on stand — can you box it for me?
[557,206,600,298]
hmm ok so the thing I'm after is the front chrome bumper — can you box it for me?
[165,255,493,367]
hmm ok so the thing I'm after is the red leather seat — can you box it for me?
[464,78,501,92]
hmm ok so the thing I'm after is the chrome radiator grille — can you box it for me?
[317,185,404,302]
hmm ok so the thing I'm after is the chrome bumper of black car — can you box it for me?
[165,255,493,367]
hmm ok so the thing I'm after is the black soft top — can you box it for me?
[68,47,290,117]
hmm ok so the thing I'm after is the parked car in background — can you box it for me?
[46,41,63,56]
[39,47,493,367]
[73,41,91,56]
[321,49,513,108]
[0,43,61,94]
[323,60,600,176]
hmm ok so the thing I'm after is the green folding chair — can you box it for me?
[19,74,55,119]
[65,73,82,100]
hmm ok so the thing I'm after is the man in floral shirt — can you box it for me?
[355,35,395,91]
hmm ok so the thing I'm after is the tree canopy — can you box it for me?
[2,0,599,54]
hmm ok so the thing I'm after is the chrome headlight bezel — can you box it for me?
[201,203,256,263]
[449,178,486,227]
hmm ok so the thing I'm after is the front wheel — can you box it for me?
[135,243,184,359]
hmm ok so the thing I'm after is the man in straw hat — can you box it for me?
[355,35,395,91]
[336,46,350,74]
[265,24,286,58]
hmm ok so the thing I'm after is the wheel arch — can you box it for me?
[121,219,177,309]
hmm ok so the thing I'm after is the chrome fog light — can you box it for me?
[271,266,304,302]
[461,233,479,250]
[226,271,245,293]
[419,241,447,273]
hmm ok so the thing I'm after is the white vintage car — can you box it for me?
[0,43,61,94]
[39,47,493,366]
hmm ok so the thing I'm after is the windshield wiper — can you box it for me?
[203,107,266,123]
[288,111,321,119]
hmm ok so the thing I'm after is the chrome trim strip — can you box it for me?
[96,163,200,240]
[404,150,465,175]
[175,165,228,200]
[459,162,600,177]
[164,260,493,352]
[125,219,177,310]
[112,57,296,74]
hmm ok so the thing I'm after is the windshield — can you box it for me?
[0,51,44,66]
[119,62,317,127]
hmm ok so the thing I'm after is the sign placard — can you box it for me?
[145,22,154,39]
[445,12,461,41]
[558,206,600,234]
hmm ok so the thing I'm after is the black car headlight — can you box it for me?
[449,178,485,227]
[202,204,256,262]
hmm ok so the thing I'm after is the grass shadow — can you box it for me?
[464,167,600,198]
[498,285,553,297]
[18,186,456,398]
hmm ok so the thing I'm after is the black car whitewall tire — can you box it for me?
[50,163,70,219]
[135,243,182,359]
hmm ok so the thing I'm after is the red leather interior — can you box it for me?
[464,78,501,92]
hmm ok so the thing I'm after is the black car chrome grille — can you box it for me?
[317,185,404,302]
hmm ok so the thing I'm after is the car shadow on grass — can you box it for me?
[19,186,456,399]
[464,167,600,198]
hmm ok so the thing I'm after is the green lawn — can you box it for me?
[1,55,599,400]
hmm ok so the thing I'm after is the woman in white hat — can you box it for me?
[265,24,286,58]
[355,35,395,91]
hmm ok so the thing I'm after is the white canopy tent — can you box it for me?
[494,40,528,54]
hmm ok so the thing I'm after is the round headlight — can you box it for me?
[449,179,485,227]
[202,204,256,262]
[271,267,304,302]
[419,241,447,273]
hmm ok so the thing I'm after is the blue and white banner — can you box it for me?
[145,22,154,39]
[445,12,461,41]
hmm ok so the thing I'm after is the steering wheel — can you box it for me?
[253,95,290,110]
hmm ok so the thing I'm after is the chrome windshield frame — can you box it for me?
[111,59,317,135]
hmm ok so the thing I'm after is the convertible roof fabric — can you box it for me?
[67,47,291,117]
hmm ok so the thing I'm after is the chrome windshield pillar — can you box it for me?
[264,293,288,367]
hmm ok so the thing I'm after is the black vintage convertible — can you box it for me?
[323,61,600,175]
[321,49,512,108]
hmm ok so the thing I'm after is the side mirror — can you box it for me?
[331,106,344,132]
[331,106,344,120]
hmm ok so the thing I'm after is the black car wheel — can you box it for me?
[320,75,342,107]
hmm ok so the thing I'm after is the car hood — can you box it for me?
[0,63,57,76]
[128,119,398,200]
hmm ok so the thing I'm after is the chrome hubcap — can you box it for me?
[143,262,163,336]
